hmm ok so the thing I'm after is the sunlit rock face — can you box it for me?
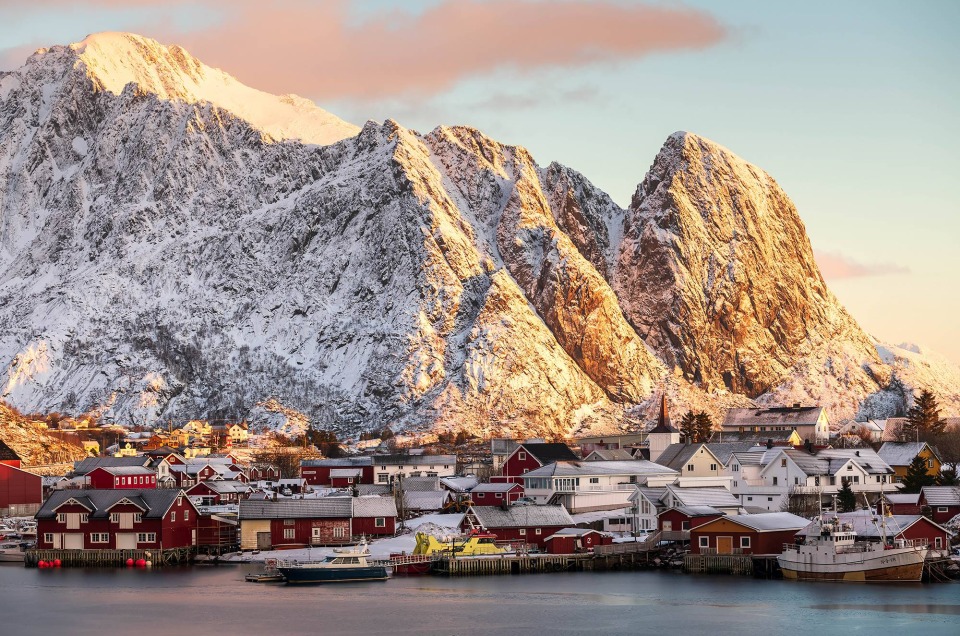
[0,35,957,438]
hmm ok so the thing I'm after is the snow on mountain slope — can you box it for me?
[60,32,359,145]
[0,36,956,437]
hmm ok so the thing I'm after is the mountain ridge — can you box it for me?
[0,33,957,440]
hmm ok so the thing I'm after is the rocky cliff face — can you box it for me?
[0,33,956,440]
[0,402,86,465]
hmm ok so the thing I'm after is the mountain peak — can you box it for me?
[30,31,360,146]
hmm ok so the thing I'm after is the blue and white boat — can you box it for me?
[278,540,388,584]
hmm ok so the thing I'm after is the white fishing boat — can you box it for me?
[778,498,927,582]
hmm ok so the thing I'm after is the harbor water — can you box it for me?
[1,564,958,635]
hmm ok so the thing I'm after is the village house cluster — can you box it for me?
[2,400,959,569]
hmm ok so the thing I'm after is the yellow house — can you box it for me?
[81,440,100,456]
[878,442,942,482]
[656,443,725,477]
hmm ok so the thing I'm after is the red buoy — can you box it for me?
[136,559,146,567]
[37,560,46,568]
[53,559,62,567]
[126,558,134,567]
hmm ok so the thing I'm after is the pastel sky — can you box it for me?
[2,0,958,363]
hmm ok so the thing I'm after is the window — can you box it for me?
[740,537,751,549]
[44,533,54,543]
[794,477,800,485]
[444,465,450,469]
[519,529,526,535]
[773,477,778,486]
[781,459,787,467]
[681,521,690,531]
[767,497,773,502]
[80,513,89,523]
[184,510,189,521]
[90,533,109,543]
[522,469,529,474]
[110,513,119,523]
[710,464,718,471]
[137,533,156,543]
[935,537,943,549]
[733,481,738,487]
[375,517,385,528]
[57,513,66,523]
[687,464,695,472]
[283,528,295,540]
[333,527,346,538]
[171,512,176,522]
[496,493,503,499]
[814,476,821,486]
[699,537,709,548]
[747,497,753,501]
[589,477,599,484]
[732,464,740,472]
[284,519,295,526]
[518,452,526,461]
[938,507,948,513]
[378,474,389,483]
[928,459,934,469]
[134,513,142,523]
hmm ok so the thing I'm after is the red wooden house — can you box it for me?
[460,505,574,549]
[238,496,397,549]
[249,465,280,481]
[87,466,158,490]
[493,443,579,484]
[543,528,613,554]
[35,489,199,550]
[657,506,724,536]
[300,458,374,487]
[186,480,251,505]
[690,512,809,555]
[0,460,43,517]
[919,487,960,524]
[0,439,22,468]
[470,482,525,506]
[879,493,921,516]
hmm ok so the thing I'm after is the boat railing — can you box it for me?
[390,554,437,565]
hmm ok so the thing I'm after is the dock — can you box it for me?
[434,553,594,575]
[25,548,193,568]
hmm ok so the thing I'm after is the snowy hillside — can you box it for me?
[0,33,957,439]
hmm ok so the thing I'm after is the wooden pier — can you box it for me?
[25,548,193,568]
[434,553,594,576]
[683,553,755,576]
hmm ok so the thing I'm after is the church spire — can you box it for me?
[649,393,677,433]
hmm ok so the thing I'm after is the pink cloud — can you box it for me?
[815,250,910,280]
[6,0,726,100]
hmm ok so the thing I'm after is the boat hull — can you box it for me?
[279,565,389,584]
[778,547,926,582]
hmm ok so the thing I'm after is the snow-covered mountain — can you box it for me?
[0,33,956,438]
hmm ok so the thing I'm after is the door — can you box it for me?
[192,529,197,546]
[52,534,63,549]
[116,534,137,549]
[312,527,322,545]
[257,532,272,550]
[717,536,733,554]
[63,534,83,549]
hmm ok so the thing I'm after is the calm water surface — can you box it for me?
[1,564,958,635]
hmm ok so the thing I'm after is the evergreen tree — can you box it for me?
[936,468,958,487]
[903,388,944,440]
[679,410,714,443]
[900,454,936,493]
[837,480,857,512]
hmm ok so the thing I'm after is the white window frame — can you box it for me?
[496,493,503,499]
[333,527,346,539]
[44,533,54,543]
[171,512,176,522]
[134,513,142,523]
[375,517,386,528]
[740,536,751,549]
[519,529,526,535]
[56,513,66,523]
[110,513,119,523]
[518,452,527,461]
[699,536,709,548]
[283,528,296,540]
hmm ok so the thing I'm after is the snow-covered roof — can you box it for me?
[372,454,456,466]
[921,486,960,506]
[402,476,441,492]
[722,407,824,428]
[90,465,155,476]
[472,482,522,493]
[329,468,363,478]
[404,491,451,511]
[352,496,398,518]
[884,493,921,505]
[469,505,573,529]
[523,460,677,479]
[714,512,810,532]
[584,449,635,461]
[654,444,706,471]
[704,442,764,466]
[661,505,723,518]
[239,498,352,520]
[665,485,739,509]
[543,527,611,541]
[440,476,478,492]
[877,442,936,467]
